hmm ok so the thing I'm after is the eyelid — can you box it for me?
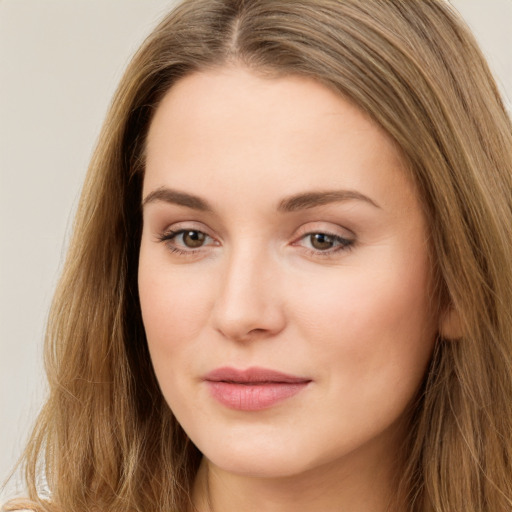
[158,221,217,240]
[155,221,355,258]
[293,222,355,240]
[159,228,215,244]
[291,223,356,256]
[156,221,220,254]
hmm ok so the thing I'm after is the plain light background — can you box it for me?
[1,0,511,503]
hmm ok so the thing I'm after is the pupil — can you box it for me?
[184,231,205,248]
[311,233,334,250]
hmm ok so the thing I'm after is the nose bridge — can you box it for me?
[212,239,285,340]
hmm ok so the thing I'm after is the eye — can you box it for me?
[296,231,354,255]
[158,228,216,254]
[309,233,340,251]
[178,230,207,248]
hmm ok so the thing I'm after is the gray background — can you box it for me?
[1,0,511,502]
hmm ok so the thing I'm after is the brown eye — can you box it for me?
[300,232,354,254]
[310,233,336,250]
[158,228,215,254]
[182,230,206,248]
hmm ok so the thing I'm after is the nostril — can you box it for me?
[248,328,266,335]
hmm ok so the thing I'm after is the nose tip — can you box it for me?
[211,254,286,342]
[213,287,286,342]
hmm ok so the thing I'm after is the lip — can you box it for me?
[203,366,312,411]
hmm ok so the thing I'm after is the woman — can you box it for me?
[4,0,512,511]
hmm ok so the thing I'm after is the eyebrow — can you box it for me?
[142,187,380,212]
[277,190,380,212]
[142,187,213,211]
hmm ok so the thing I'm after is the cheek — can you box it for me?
[291,245,436,395]
[280,255,436,458]
[137,250,215,384]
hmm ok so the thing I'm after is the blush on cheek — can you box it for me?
[139,256,216,342]
[299,261,434,364]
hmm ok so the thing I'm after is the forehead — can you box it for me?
[144,66,416,215]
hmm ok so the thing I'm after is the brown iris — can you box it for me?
[310,233,336,250]
[182,230,206,248]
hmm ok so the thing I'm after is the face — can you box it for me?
[139,67,438,479]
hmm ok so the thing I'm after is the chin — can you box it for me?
[206,452,309,479]
[195,431,326,479]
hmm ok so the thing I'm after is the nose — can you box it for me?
[211,245,286,342]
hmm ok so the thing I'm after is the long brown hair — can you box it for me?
[5,1,512,511]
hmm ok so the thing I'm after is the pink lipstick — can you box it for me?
[204,367,311,411]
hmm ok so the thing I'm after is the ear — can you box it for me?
[439,306,463,340]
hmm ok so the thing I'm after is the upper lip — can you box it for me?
[204,366,311,384]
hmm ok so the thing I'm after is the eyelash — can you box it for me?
[157,228,355,258]
[157,229,216,256]
[295,231,355,257]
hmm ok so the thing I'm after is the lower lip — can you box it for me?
[206,381,310,411]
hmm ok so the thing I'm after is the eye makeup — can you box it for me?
[156,225,355,260]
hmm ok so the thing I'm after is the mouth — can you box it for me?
[203,366,312,411]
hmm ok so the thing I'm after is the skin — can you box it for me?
[138,66,445,512]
